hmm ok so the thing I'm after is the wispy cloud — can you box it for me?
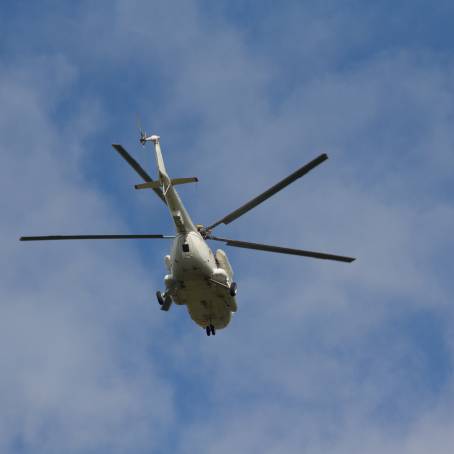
[1,1,454,453]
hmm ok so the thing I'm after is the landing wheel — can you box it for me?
[206,326,211,336]
[229,282,237,297]
[210,324,216,336]
[156,291,164,306]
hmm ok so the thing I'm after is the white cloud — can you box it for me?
[0,55,174,452]
[2,1,454,453]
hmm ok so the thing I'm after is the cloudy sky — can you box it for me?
[1,1,454,452]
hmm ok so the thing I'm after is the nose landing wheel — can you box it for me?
[205,325,216,336]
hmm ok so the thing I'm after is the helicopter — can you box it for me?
[20,131,355,336]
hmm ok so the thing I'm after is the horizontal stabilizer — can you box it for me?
[171,177,199,185]
[135,177,198,190]
[135,181,161,190]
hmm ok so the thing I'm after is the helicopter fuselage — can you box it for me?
[165,231,237,330]
[151,136,237,332]
[20,134,355,337]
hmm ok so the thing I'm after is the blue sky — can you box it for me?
[1,1,454,453]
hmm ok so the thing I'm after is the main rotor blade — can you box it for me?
[205,153,328,231]
[112,144,166,204]
[20,234,174,241]
[208,236,355,263]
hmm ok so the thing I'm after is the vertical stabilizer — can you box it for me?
[150,135,168,179]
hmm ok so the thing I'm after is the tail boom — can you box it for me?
[144,134,198,234]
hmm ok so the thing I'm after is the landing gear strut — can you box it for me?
[205,324,216,336]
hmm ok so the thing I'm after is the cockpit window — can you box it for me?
[182,243,190,252]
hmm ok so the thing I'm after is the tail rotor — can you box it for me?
[136,114,148,146]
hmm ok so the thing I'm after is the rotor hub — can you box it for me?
[196,224,211,239]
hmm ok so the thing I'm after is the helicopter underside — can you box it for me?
[172,278,237,331]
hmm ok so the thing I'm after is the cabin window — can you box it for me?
[182,243,190,252]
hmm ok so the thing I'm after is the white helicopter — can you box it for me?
[20,131,355,336]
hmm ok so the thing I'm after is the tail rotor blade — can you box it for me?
[136,114,147,145]
[136,113,143,134]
